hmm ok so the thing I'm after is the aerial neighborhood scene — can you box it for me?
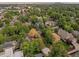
[0,3,79,57]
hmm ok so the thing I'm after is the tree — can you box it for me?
[64,22,73,32]
[21,39,41,56]
[0,34,5,44]
[4,12,13,19]
[2,26,16,36]
[14,22,30,34]
[42,15,49,23]
[30,15,37,24]
[38,38,46,49]
[0,20,3,27]
[42,28,53,46]
[58,17,73,32]
[18,15,29,23]
[3,18,11,25]
[47,9,61,20]
[4,10,19,20]
[71,22,79,30]
[49,41,68,57]
[27,7,41,16]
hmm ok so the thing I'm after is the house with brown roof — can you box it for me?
[28,28,40,39]
[52,33,60,43]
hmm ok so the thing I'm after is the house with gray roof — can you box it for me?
[0,41,23,57]
[35,53,44,57]
[42,47,51,56]
[58,28,77,44]
[45,21,56,27]
[72,30,79,38]
[58,28,79,54]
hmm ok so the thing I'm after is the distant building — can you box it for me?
[21,8,26,16]
[0,10,4,19]
[14,7,21,10]
[5,6,12,9]
[45,21,56,27]
[0,9,5,13]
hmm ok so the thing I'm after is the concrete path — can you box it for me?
[68,41,79,54]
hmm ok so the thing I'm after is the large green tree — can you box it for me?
[42,28,53,46]
[18,15,29,23]
[21,39,41,57]
[49,41,68,57]
[0,34,6,44]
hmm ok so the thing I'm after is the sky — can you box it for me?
[0,0,79,2]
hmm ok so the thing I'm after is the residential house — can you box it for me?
[45,20,56,27]
[21,8,26,16]
[72,30,79,38]
[13,51,23,57]
[58,29,79,54]
[10,16,19,26]
[0,41,23,57]
[35,53,44,57]
[42,47,51,56]
[58,28,77,44]
[28,28,40,39]
[52,33,60,43]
